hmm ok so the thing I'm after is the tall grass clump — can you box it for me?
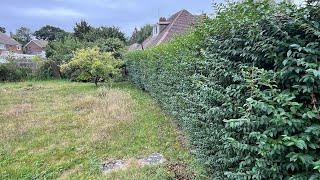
[125,0,320,179]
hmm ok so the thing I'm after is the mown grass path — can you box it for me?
[0,81,203,179]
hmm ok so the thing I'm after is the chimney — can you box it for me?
[10,32,13,37]
[158,17,170,32]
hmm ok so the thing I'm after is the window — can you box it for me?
[16,45,21,50]
[153,25,159,37]
[0,43,5,50]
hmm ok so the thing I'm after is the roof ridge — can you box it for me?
[0,32,20,45]
[157,10,185,45]
[25,39,48,48]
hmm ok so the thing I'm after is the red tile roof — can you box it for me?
[130,9,199,51]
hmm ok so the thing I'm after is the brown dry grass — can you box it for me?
[75,87,134,143]
[0,81,202,179]
[58,166,81,180]
[4,103,32,117]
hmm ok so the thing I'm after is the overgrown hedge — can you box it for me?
[0,62,33,82]
[125,0,319,179]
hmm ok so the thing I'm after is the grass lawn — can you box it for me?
[0,81,204,179]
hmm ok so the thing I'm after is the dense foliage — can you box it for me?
[96,38,126,59]
[12,27,33,46]
[125,0,320,179]
[0,62,32,82]
[73,20,92,40]
[35,60,61,80]
[129,24,153,45]
[34,25,68,41]
[46,35,85,65]
[0,26,6,33]
[61,47,122,86]
[84,26,126,43]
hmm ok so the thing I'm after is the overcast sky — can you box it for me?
[1,0,221,36]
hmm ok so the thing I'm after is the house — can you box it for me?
[0,32,23,55]
[25,39,48,56]
[129,9,199,51]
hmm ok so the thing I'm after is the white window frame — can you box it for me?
[16,45,21,50]
[153,24,159,37]
[0,43,5,50]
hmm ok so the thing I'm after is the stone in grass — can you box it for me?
[102,159,126,173]
[101,153,166,173]
[137,153,166,166]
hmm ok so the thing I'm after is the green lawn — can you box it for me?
[0,81,204,179]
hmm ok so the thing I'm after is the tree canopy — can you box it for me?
[46,35,85,65]
[61,47,122,86]
[34,25,68,41]
[96,38,126,59]
[84,26,126,43]
[12,27,33,46]
[129,24,153,45]
[73,20,92,40]
[0,26,6,33]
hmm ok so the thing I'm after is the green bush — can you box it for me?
[125,0,319,179]
[0,62,32,82]
[61,47,123,86]
[35,60,61,80]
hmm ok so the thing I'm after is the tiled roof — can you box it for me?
[30,40,48,48]
[128,43,142,51]
[0,32,20,46]
[142,9,198,49]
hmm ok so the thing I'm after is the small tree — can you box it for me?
[95,38,125,59]
[73,20,92,40]
[46,35,85,64]
[61,47,121,86]
[129,24,153,49]
[12,27,33,46]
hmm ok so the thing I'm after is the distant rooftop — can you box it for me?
[129,9,200,51]
[0,32,20,46]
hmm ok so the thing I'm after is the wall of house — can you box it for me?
[25,41,43,55]
[5,44,23,54]
[0,43,6,54]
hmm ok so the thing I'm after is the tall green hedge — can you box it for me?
[125,0,320,179]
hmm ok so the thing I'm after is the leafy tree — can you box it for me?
[95,38,125,59]
[84,26,126,43]
[46,35,85,64]
[0,26,6,33]
[61,47,122,86]
[129,24,153,46]
[73,20,92,40]
[12,27,32,46]
[34,25,68,41]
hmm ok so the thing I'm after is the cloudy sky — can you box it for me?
[1,0,220,36]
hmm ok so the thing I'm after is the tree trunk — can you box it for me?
[94,76,98,87]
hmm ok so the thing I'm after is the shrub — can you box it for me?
[61,47,123,86]
[46,35,85,65]
[125,0,320,179]
[0,62,32,82]
[35,60,61,80]
[95,38,126,59]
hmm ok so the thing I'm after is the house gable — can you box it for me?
[25,40,48,55]
[0,32,22,54]
[141,9,198,49]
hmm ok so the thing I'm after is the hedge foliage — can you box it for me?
[0,62,33,82]
[125,0,320,179]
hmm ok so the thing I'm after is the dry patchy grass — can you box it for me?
[0,81,204,179]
